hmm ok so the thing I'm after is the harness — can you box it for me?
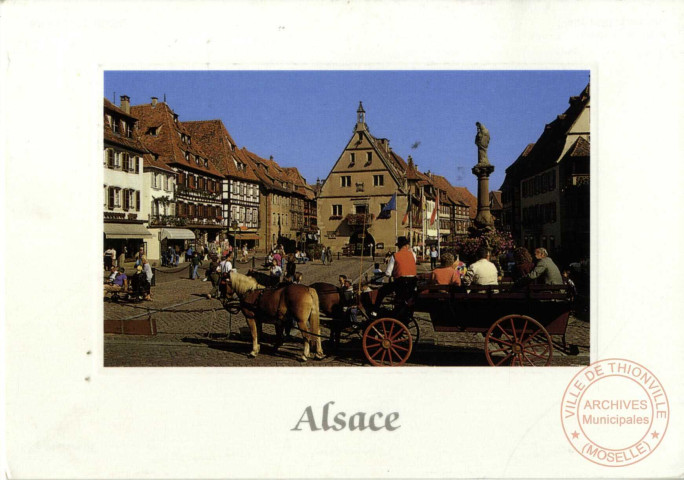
[238,288,267,319]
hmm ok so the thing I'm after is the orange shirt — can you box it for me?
[430,267,461,286]
[393,248,417,277]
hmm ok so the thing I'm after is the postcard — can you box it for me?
[2,1,682,478]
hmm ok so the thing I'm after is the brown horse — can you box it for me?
[225,271,324,361]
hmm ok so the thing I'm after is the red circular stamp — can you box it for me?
[561,358,669,466]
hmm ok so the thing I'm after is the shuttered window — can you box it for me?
[136,191,140,212]
[122,189,130,211]
[105,149,114,167]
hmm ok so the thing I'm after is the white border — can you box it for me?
[3,1,683,478]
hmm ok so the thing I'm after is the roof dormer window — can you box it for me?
[204,159,208,168]
[174,114,179,124]
[195,155,200,165]
[185,151,190,162]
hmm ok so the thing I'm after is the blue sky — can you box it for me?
[104,70,589,193]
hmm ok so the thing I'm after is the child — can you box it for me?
[562,269,577,302]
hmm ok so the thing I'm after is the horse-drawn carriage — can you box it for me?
[311,278,574,367]
[223,271,574,367]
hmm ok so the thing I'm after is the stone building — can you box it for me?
[103,97,152,262]
[500,84,590,262]
[183,120,261,250]
[240,150,299,251]
[317,103,411,256]
[282,167,319,250]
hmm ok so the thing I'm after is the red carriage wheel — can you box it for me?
[484,314,553,367]
[362,318,413,366]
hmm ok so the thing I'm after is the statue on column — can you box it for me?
[475,122,490,165]
[472,121,495,230]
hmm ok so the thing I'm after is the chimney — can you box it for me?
[120,95,130,114]
[151,97,158,107]
[269,155,274,161]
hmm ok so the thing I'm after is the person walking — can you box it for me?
[285,253,297,282]
[104,247,116,270]
[141,256,153,301]
[320,246,327,265]
[206,255,221,299]
[134,246,145,267]
[191,252,202,280]
[326,246,333,265]
[429,246,438,270]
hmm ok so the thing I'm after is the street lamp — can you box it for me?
[230,220,239,254]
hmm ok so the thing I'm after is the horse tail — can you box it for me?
[307,287,321,344]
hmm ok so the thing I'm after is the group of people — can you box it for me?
[104,249,154,301]
[366,236,570,316]
[319,246,333,265]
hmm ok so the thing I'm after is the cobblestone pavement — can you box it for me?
[104,257,590,368]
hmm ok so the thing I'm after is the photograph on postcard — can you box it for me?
[102,70,590,368]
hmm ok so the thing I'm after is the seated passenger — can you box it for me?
[269,259,282,279]
[463,247,499,288]
[104,267,128,297]
[430,253,461,286]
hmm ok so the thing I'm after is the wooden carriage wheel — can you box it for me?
[404,317,420,346]
[362,318,413,366]
[484,314,553,367]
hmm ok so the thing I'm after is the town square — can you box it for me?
[103,71,590,367]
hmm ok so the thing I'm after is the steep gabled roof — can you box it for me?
[143,152,176,174]
[238,148,292,194]
[182,119,259,182]
[490,190,503,210]
[131,101,223,178]
[508,83,590,175]
[564,136,590,158]
[103,98,148,154]
[449,186,478,219]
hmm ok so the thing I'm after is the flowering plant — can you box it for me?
[455,229,514,263]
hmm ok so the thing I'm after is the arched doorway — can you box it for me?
[349,231,376,257]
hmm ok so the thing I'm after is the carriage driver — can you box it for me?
[370,236,417,317]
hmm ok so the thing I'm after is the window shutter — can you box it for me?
[108,187,114,210]
[136,191,141,211]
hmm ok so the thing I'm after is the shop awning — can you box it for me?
[160,228,196,240]
[104,223,153,239]
[233,233,260,240]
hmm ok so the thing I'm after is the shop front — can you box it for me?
[103,222,153,266]
[159,228,197,265]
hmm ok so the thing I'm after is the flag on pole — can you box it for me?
[401,196,411,225]
[430,191,440,225]
[377,193,396,219]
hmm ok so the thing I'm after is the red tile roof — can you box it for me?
[490,190,503,210]
[130,101,223,178]
[142,152,175,174]
[566,136,590,157]
[182,119,259,182]
[103,98,148,154]
[238,148,292,194]
[449,186,478,219]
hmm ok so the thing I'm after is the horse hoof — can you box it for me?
[300,355,308,362]
[248,351,257,358]
[314,353,326,360]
